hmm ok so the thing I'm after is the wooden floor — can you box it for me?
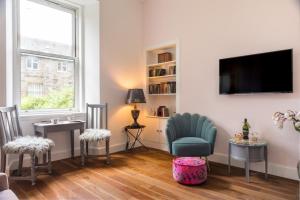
[9,148,299,200]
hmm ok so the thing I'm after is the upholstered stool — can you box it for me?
[172,157,207,185]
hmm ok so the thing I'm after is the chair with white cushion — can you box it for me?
[79,103,111,166]
[0,105,54,185]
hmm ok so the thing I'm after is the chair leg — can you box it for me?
[80,140,85,166]
[18,154,24,176]
[30,154,36,186]
[106,138,110,165]
[86,141,89,156]
[48,150,52,174]
[1,151,6,173]
[205,157,210,172]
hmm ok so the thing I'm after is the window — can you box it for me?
[26,57,39,70]
[16,0,78,111]
[57,62,68,72]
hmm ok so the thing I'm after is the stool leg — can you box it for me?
[31,154,36,186]
[48,150,52,174]
[18,154,23,176]
[86,142,89,156]
[80,140,85,166]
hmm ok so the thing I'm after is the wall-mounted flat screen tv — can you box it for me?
[219,49,293,94]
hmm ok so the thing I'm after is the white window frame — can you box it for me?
[13,0,83,113]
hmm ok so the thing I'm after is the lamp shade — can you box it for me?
[126,89,146,104]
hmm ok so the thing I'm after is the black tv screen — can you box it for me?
[219,49,293,94]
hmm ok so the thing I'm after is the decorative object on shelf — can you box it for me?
[158,52,172,63]
[242,118,251,140]
[157,106,169,117]
[272,110,300,178]
[126,89,146,127]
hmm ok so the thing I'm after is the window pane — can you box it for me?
[20,55,75,110]
[20,0,74,56]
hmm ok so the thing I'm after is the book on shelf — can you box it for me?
[148,65,176,77]
[149,82,176,94]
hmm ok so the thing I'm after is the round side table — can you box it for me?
[228,139,268,182]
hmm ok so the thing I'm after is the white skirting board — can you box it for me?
[144,141,300,181]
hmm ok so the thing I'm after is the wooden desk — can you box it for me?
[34,121,85,159]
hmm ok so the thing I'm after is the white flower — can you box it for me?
[295,122,300,128]
[295,112,300,120]
[284,112,290,119]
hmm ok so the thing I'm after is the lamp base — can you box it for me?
[131,109,140,127]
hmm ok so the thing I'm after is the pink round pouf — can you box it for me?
[172,157,207,185]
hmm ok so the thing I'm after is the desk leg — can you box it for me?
[265,146,268,179]
[245,147,250,182]
[70,130,74,159]
[228,143,231,175]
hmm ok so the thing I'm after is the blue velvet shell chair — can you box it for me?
[166,113,217,167]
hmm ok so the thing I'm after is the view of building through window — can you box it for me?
[19,0,76,110]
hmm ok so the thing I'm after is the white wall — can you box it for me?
[100,0,144,149]
[0,0,5,106]
[143,0,300,179]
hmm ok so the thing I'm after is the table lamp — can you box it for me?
[126,89,146,127]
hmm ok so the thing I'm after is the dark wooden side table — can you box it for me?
[34,121,85,161]
[228,139,268,182]
[124,125,147,151]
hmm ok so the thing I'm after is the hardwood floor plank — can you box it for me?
[9,148,299,200]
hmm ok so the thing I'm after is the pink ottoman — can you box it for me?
[172,157,207,185]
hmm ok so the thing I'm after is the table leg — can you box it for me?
[70,130,75,159]
[125,128,129,151]
[228,143,231,175]
[129,129,148,150]
[245,147,250,182]
[265,146,268,179]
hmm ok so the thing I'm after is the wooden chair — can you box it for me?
[0,105,54,185]
[79,103,111,166]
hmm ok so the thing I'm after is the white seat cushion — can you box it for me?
[3,136,55,155]
[79,129,111,142]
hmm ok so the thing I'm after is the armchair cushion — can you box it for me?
[172,137,211,157]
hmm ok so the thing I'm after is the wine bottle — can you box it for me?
[242,118,250,140]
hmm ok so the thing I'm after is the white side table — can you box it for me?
[228,139,268,182]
